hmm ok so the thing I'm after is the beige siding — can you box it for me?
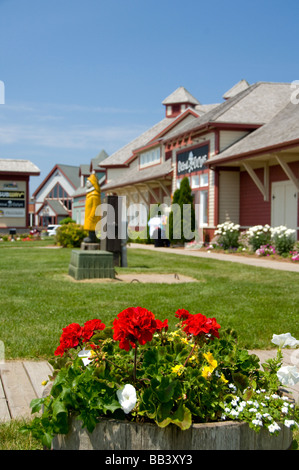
[219,130,249,152]
[208,170,215,227]
[106,158,139,185]
[219,171,240,224]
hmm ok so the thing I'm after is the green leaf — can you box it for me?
[158,403,192,430]
[30,398,44,414]
[53,399,67,418]
[42,432,54,449]
[152,377,178,403]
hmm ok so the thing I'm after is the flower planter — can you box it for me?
[52,417,293,451]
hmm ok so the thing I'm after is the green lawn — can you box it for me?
[0,241,298,358]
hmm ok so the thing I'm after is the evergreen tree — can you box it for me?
[169,177,195,243]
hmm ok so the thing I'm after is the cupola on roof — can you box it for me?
[162,87,200,118]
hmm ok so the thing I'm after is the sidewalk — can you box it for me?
[128,243,299,273]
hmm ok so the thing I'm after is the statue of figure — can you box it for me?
[83,173,101,243]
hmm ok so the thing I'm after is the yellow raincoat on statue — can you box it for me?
[84,174,101,232]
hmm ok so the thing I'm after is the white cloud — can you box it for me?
[0,123,147,150]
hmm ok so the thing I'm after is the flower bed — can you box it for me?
[205,223,299,262]
[22,308,299,450]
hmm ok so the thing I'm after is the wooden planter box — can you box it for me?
[52,417,293,450]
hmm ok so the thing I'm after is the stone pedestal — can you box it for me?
[68,250,115,280]
[81,242,101,250]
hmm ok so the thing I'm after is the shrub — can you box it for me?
[60,217,76,225]
[55,223,88,248]
[246,224,272,252]
[271,226,296,256]
[214,221,240,250]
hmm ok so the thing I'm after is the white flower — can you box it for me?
[284,420,298,428]
[268,422,281,433]
[116,384,137,414]
[271,333,299,348]
[281,406,289,414]
[277,365,299,386]
[77,348,93,366]
[252,419,263,427]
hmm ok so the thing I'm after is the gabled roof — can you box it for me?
[102,159,172,191]
[90,149,109,172]
[79,164,90,177]
[222,79,250,100]
[162,86,200,106]
[207,100,299,165]
[37,199,69,216]
[0,159,40,175]
[162,82,292,142]
[100,109,199,168]
[32,163,80,197]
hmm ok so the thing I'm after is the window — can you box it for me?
[200,172,208,186]
[200,190,208,226]
[140,148,160,168]
[191,175,200,188]
[191,172,208,189]
[46,183,72,211]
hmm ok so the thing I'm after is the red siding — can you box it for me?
[240,162,299,231]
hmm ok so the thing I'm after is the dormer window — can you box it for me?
[140,148,161,168]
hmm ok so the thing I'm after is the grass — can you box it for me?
[0,241,298,358]
[0,240,298,450]
[0,419,43,450]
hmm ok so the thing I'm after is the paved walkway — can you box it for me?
[0,349,298,423]
[128,243,299,272]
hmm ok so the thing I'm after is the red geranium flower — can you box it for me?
[175,309,191,320]
[54,343,66,357]
[155,318,168,332]
[82,319,106,341]
[54,322,82,356]
[182,313,220,339]
[204,317,221,339]
[113,306,157,351]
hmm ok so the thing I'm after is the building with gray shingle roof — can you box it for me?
[0,159,40,175]
[32,163,80,226]
[99,81,299,241]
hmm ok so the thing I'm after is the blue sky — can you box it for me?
[0,0,299,195]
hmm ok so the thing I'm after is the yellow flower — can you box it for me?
[41,380,48,386]
[181,337,194,347]
[221,374,228,384]
[201,365,214,379]
[203,352,217,369]
[172,365,184,376]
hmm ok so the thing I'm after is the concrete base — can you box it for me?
[68,250,115,280]
[81,242,101,250]
[52,417,293,450]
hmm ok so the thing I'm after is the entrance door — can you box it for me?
[271,180,298,230]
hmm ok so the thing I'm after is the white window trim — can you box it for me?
[140,147,161,169]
